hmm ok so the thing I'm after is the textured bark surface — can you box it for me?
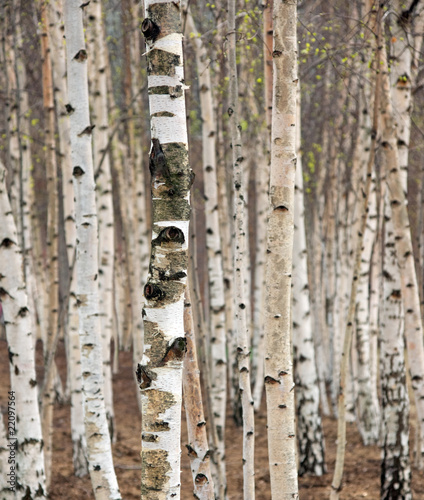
[380,191,411,500]
[87,0,116,441]
[40,1,60,487]
[379,12,424,463]
[182,287,214,500]
[264,1,299,498]
[185,12,227,495]
[227,0,255,497]
[63,2,121,498]
[330,7,381,495]
[0,161,46,498]
[140,1,192,498]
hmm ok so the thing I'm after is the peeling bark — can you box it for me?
[140,1,192,497]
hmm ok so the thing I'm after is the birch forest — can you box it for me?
[2,0,424,498]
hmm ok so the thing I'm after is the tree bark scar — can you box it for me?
[141,18,161,42]
[136,364,153,389]
[159,337,187,366]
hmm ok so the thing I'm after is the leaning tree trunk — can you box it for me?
[0,160,46,498]
[138,1,193,497]
[63,2,121,498]
[264,1,299,498]
[184,12,227,495]
[182,286,215,500]
[330,9,382,496]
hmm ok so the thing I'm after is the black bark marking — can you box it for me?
[144,283,165,301]
[195,473,208,485]
[141,18,161,42]
[73,166,85,177]
[77,125,95,137]
[0,238,14,248]
[264,376,280,385]
[74,49,87,62]
[136,364,153,390]
[159,337,186,366]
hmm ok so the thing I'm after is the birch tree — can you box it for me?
[185,13,227,494]
[139,1,192,497]
[0,160,46,498]
[183,287,214,500]
[63,2,121,498]
[264,1,299,498]
[380,187,411,499]
[39,0,60,485]
[378,4,424,463]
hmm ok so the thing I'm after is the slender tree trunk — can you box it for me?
[63,2,121,498]
[87,0,116,441]
[380,189,411,500]
[183,286,215,500]
[39,1,60,486]
[0,160,47,498]
[330,5,382,495]
[227,0,255,496]
[252,0,272,409]
[264,1,299,498]
[185,10,228,497]
[379,8,424,463]
[354,84,380,445]
[139,1,192,496]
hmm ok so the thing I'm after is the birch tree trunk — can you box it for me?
[380,189,411,500]
[63,2,121,498]
[185,13,228,495]
[252,0,272,409]
[139,1,192,496]
[330,11,382,495]
[39,0,60,486]
[379,9,424,463]
[183,287,215,500]
[264,1,299,498]
[0,160,46,498]
[87,0,116,441]
[354,86,380,445]
[227,0,255,496]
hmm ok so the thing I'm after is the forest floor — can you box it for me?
[1,338,424,499]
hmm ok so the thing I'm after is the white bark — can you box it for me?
[380,191,411,499]
[87,0,116,441]
[380,25,424,462]
[354,88,380,445]
[228,0,255,496]
[63,2,121,498]
[185,11,228,495]
[264,1,299,498]
[139,1,192,497]
[0,160,46,498]
[0,412,14,500]
[182,287,215,500]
